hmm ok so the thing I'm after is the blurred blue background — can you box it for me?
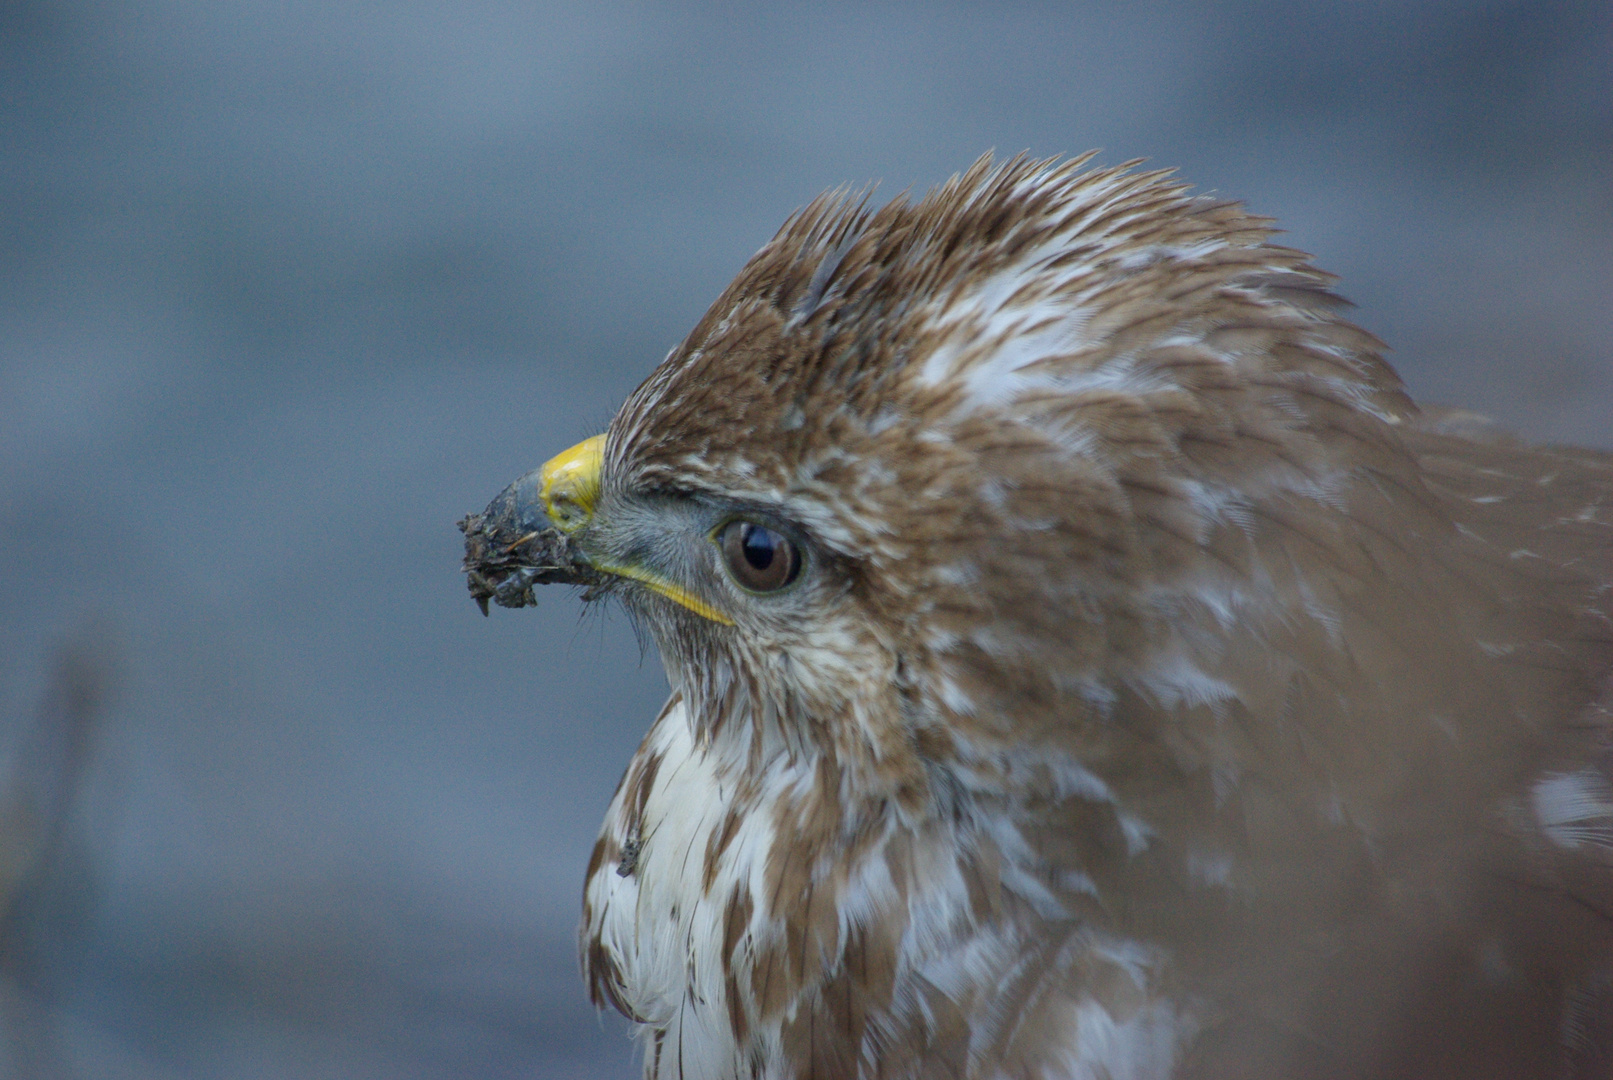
[0,1,1608,1076]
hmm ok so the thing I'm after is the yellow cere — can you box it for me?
[538,433,734,626]
[539,434,606,533]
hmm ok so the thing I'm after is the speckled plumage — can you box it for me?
[488,154,1613,1078]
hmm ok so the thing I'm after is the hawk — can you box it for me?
[460,154,1613,1079]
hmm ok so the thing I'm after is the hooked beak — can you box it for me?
[457,435,606,616]
[459,434,733,625]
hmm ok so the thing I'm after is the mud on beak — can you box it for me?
[457,436,607,616]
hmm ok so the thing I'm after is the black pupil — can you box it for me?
[740,524,778,570]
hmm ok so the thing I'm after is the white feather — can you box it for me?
[1532,769,1613,851]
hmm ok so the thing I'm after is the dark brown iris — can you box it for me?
[718,520,801,593]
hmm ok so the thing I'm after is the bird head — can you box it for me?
[462,152,1414,797]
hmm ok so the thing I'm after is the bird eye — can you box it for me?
[717,520,801,593]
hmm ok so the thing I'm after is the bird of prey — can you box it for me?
[460,154,1613,1079]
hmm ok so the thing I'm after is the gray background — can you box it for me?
[1,1,1608,1077]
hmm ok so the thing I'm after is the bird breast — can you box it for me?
[580,693,1203,1079]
